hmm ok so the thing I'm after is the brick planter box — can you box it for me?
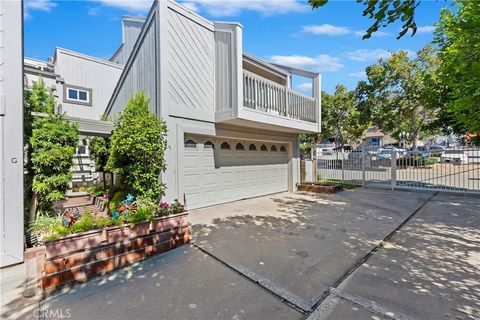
[298,182,343,194]
[41,212,191,295]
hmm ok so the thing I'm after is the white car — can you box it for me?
[440,150,469,164]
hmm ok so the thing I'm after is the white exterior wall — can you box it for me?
[0,0,24,267]
[106,0,302,206]
[166,5,215,122]
[55,49,123,120]
[110,17,145,65]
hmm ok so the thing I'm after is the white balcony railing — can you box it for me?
[243,70,317,123]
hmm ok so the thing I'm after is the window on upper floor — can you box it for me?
[65,86,92,105]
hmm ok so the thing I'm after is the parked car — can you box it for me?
[404,150,430,159]
[375,149,394,160]
[347,150,363,160]
[320,148,334,155]
[440,150,469,164]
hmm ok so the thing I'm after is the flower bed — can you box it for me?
[41,211,191,295]
[298,182,344,194]
[32,195,192,295]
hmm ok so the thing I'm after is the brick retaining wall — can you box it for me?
[41,223,191,295]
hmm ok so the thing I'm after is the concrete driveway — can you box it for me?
[38,188,479,320]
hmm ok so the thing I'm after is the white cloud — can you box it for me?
[88,7,101,16]
[416,25,436,34]
[269,54,344,72]
[179,0,308,17]
[302,24,350,36]
[296,82,312,92]
[353,30,390,38]
[24,0,56,19]
[348,71,366,78]
[302,24,390,38]
[344,49,392,62]
[96,0,152,12]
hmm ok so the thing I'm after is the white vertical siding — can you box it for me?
[111,18,145,65]
[167,8,215,121]
[108,15,158,116]
[55,49,123,120]
[0,0,24,267]
[214,30,232,112]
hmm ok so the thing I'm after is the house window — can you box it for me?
[249,144,257,151]
[236,143,245,151]
[271,145,278,152]
[221,142,231,150]
[185,140,196,148]
[204,141,214,149]
[66,87,91,104]
[260,144,268,151]
[280,145,286,152]
[77,145,86,155]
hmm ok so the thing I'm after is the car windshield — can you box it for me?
[444,150,463,154]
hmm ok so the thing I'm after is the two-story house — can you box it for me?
[105,0,321,209]
[24,48,123,186]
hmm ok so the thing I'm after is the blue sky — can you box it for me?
[24,0,452,93]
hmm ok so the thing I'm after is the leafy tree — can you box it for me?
[358,47,441,149]
[300,86,365,156]
[30,115,79,212]
[309,0,419,39]
[89,136,110,189]
[435,1,480,141]
[24,78,79,220]
[322,85,367,148]
[107,92,167,202]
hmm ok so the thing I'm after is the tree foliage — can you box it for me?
[322,85,367,147]
[107,92,167,202]
[300,85,365,157]
[89,136,110,188]
[309,0,419,39]
[30,115,79,211]
[25,78,79,214]
[357,47,441,149]
[435,0,480,139]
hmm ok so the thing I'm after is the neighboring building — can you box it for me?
[360,126,397,148]
[24,48,123,186]
[1,0,24,267]
[105,1,321,209]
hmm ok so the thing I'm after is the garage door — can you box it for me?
[183,137,289,209]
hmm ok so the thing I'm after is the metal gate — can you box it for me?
[317,146,480,194]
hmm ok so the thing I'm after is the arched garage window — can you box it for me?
[185,140,196,148]
[249,144,257,151]
[236,143,245,150]
[204,141,214,149]
[280,145,286,152]
[221,142,231,150]
[271,145,278,152]
[260,144,268,151]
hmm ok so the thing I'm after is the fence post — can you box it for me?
[362,145,366,188]
[391,150,397,190]
[341,148,345,184]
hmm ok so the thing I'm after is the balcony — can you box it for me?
[214,22,320,133]
[243,70,317,124]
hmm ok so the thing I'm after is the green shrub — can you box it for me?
[106,92,167,202]
[70,212,96,234]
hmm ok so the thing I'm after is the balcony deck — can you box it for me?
[243,70,317,124]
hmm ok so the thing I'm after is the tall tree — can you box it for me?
[309,0,419,39]
[323,85,367,148]
[358,47,441,149]
[435,0,480,141]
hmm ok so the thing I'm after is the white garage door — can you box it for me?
[183,137,289,209]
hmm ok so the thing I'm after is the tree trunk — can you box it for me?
[102,172,106,189]
[28,193,37,226]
